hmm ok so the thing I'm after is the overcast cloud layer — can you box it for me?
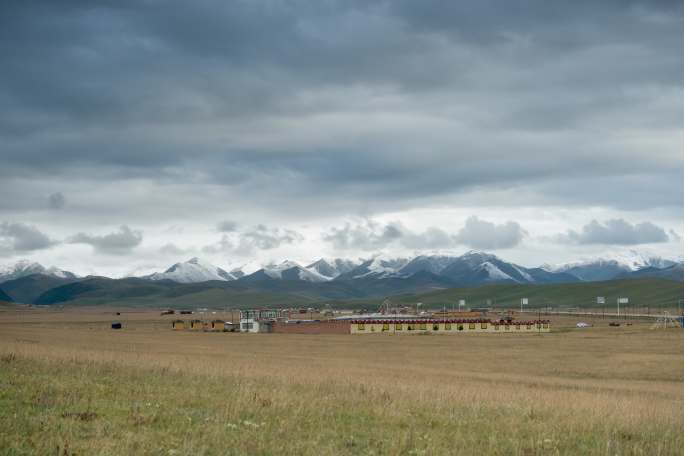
[1,1,683,276]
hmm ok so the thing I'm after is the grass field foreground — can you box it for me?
[1,310,683,455]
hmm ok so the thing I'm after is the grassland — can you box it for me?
[1,308,683,455]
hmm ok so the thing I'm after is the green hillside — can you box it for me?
[388,278,684,312]
[0,274,76,304]
[22,273,684,313]
[34,277,315,309]
[0,287,13,303]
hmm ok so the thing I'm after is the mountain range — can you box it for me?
[0,259,77,284]
[1,250,683,306]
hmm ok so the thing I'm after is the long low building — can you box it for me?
[349,319,550,334]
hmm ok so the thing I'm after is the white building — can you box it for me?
[239,309,279,333]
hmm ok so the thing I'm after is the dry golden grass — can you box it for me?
[1,308,683,455]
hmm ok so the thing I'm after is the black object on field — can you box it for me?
[111,322,122,329]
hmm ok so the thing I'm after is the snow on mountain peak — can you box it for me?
[546,249,676,273]
[263,260,331,282]
[306,258,359,279]
[0,260,77,283]
[148,258,236,283]
[479,261,515,282]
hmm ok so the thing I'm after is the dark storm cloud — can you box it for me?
[558,219,674,245]
[67,225,143,254]
[323,217,525,251]
[0,222,57,255]
[1,0,684,218]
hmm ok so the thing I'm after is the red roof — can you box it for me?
[350,319,550,325]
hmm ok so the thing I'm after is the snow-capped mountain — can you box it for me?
[331,251,578,285]
[264,260,331,282]
[229,268,245,279]
[0,260,77,283]
[628,261,684,281]
[335,256,410,280]
[437,251,551,285]
[544,250,678,282]
[396,255,458,277]
[146,258,238,283]
[306,258,359,279]
[240,260,331,283]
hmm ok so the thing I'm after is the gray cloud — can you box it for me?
[669,229,681,242]
[559,219,673,245]
[67,225,143,254]
[47,192,65,210]
[203,225,304,256]
[0,1,683,273]
[0,222,57,255]
[453,217,527,250]
[1,0,684,217]
[202,235,234,256]
[239,225,303,251]
[323,221,406,251]
[158,243,189,256]
[323,217,525,251]
[216,221,238,232]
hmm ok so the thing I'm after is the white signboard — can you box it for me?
[597,296,606,304]
[458,299,465,307]
[521,298,529,305]
[618,297,629,304]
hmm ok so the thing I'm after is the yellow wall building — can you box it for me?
[349,319,550,334]
[211,320,225,331]
[172,320,185,330]
[189,319,204,330]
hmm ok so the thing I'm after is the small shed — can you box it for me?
[211,320,226,331]
[172,320,185,330]
[224,322,238,332]
[190,319,204,330]
[111,322,122,330]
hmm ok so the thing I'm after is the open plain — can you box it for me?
[1,307,683,455]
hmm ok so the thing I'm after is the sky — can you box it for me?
[1,0,684,277]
